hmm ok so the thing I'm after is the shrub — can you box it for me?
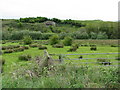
[63,36,73,46]
[2,45,20,50]
[2,42,6,44]
[38,46,47,50]
[41,33,56,40]
[23,35,32,45]
[78,56,83,59]
[23,36,32,45]
[52,44,64,48]
[90,32,97,39]
[111,45,118,47]
[13,45,20,48]
[19,54,32,61]
[29,44,38,48]
[10,30,29,40]
[0,58,5,65]
[59,32,68,39]
[21,46,29,49]
[97,32,108,39]
[2,46,7,50]
[49,35,59,45]
[90,46,97,51]
[115,56,120,60]
[97,58,111,65]
[68,45,78,52]
[14,47,24,52]
[90,45,96,47]
[72,43,79,49]
[80,44,89,47]
[4,49,14,53]
[71,31,89,39]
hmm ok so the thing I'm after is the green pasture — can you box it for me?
[1,41,119,73]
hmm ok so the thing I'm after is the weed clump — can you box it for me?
[52,44,64,48]
[68,44,79,52]
[4,49,14,53]
[29,44,38,48]
[19,54,32,61]
[38,46,47,50]
[97,58,111,65]
[90,45,97,51]
[115,56,120,60]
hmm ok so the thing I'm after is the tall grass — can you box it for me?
[2,62,119,88]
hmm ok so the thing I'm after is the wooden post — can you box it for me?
[59,54,64,63]
[43,50,53,67]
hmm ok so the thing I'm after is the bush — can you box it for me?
[21,46,29,49]
[29,44,38,48]
[63,36,73,46]
[80,44,89,47]
[2,41,6,44]
[2,46,7,50]
[4,49,14,53]
[38,46,47,50]
[72,43,79,49]
[10,30,29,40]
[49,35,59,45]
[52,44,64,48]
[23,35,32,45]
[90,32,97,39]
[41,33,56,40]
[2,45,20,50]
[97,58,111,65]
[68,45,78,52]
[71,31,89,39]
[111,45,118,47]
[13,45,20,48]
[115,56,120,60]
[14,47,24,52]
[59,32,68,39]
[97,32,108,39]
[90,46,97,51]
[90,45,96,47]
[78,56,83,59]
[19,54,32,61]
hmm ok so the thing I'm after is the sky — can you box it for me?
[0,0,119,21]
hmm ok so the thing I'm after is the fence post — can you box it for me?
[43,50,53,67]
[59,54,64,63]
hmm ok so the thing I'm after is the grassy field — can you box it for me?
[1,40,119,88]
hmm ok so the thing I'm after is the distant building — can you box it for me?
[44,21,56,26]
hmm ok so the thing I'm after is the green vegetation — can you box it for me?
[1,17,119,88]
[63,36,73,46]
[49,35,59,45]
[1,17,119,40]
[23,35,32,45]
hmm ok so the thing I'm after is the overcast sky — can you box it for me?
[0,0,119,21]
